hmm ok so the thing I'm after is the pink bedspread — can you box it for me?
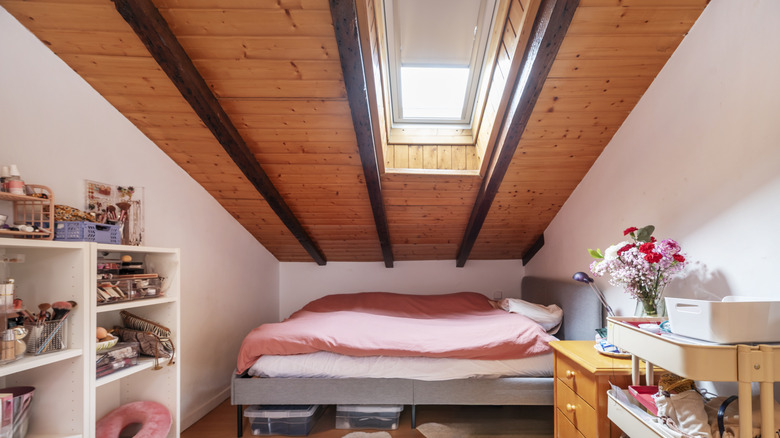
[236,292,555,374]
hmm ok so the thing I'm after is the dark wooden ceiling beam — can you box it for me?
[329,0,394,268]
[112,0,327,265]
[456,0,579,267]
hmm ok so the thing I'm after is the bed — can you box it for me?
[231,276,602,436]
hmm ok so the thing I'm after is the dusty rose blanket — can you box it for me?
[236,292,555,374]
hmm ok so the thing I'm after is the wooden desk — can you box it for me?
[550,340,654,438]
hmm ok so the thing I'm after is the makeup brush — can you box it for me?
[37,301,77,354]
[37,303,51,324]
[51,301,72,320]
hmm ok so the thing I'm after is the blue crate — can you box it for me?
[54,221,121,244]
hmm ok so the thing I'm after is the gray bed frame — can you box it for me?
[231,276,602,436]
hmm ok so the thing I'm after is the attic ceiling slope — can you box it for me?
[0,0,384,263]
[469,0,709,261]
[113,0,327,265]
[0,0,709,263]
[456,0,579,267]
[330,0,394,267]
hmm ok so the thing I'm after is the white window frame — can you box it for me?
[383,0,499,128]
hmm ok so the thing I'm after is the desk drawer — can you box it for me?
[556,408,587,438]
[555,351,599,407]
[556,379,597,438]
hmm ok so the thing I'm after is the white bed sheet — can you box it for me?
[248,351,553,381]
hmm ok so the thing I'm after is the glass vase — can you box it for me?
[634,297,666,317]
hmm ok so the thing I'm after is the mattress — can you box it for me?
[237,292,557,374]
[248,350,554,381]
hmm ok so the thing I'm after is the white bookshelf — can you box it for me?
[0,239,180,437]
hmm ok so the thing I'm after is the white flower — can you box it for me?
[603,241,630,261]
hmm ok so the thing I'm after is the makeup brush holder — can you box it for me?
[24,320,68,355]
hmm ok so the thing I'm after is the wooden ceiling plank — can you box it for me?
[566,6,704,35]
[456,0,579,267]
[329,0,394,268]
[155,0,329,9]
[112,0,327,265]
[220,99,352,115]
[158,9,335,37]
[178,35,338,61]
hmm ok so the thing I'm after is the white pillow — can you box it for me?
[499,298,563,334]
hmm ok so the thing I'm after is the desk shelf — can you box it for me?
[606,317,780,438]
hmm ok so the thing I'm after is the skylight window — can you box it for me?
[384,0,498,127]
[400,66,470,119]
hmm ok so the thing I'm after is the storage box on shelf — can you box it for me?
[0,185,54,240]
[97,276,164,305]
[96,341,139,378]
[606,316,780,438]
[54,221,120,244]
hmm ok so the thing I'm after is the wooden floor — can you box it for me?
[181,398,554,438]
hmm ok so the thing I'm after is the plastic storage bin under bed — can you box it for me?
[335,405,403,430]
[244,405,321,436]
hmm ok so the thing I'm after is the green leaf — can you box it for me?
[636,225,655,242]
[588,248,603,259]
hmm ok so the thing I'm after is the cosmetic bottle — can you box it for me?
[0,166,8,192]
[6,164,24,195]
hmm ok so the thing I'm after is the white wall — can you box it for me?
[526,0,780,315]
[0,8,280,429]
[280,260,524,318]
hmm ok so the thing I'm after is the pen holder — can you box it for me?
[24,320,68,355]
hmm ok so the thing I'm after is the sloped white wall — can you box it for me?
[526,0,780,315]
[280,260,524,318]
[0,8,279,429]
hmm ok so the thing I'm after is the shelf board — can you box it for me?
[96,356,157,387]
[95,296,177,313]
[0,239,84,250]
[607,317,739,381]
[0,192,45,202]
[0,229,51,237]
[607,390,673,438]
[0,348,83,377]
[95,243,178,254]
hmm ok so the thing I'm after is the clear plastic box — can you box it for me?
[244,405,321,436]
[335,405,403,430]
[96,342,139,378]
[96,277,164,305]
[25,320,68,355]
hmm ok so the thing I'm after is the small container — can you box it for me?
[6,165,23,195]
[0,165,8,192]
[335,405,403,430]
[54,221,121,244]
[96,277,164,305]
[24,320,69,355]
[244,405,321,436]
[96,342,139,378]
